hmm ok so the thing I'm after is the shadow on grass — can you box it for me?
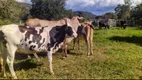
[15,52,47,60]
[15,48,82,61]
[109,36,142,46]
[15,59,42,71]
[58,49,83,56]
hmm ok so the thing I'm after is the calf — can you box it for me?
[0,23,77,79]
[60,16,84,58]
[73,21,94,56]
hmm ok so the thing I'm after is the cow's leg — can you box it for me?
[6,44,17,79]
[27,55,31,59]
[83,34,90,56]
[107,26,110,29]
[73,38,76,50]
[77,36,80,50]
[1,47,7,77]
[73,36,80,50]
[47,49,54,75]
[123,25,126,29]
[62,39,68,59]
[33,52,40,62]
[62,44,68,59]
[64,44,68,58]
[90,29,94,55]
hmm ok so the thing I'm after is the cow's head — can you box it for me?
[65,23,77,38]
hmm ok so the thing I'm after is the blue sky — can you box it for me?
[16,0,142,15]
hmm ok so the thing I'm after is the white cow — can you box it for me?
[0,23,77,79]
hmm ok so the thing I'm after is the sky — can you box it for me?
[16,0,142,15]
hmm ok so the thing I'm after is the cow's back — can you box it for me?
[0,24,23,45]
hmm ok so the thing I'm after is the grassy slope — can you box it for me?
[1,27,142,79]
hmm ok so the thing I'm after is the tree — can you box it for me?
[66,9,75,18]
[30,0,66,20]
[115,0,132,19]
[115,4,130,19]
[131,3,142,20]
[0,0,25,21]
[103,12,117,19]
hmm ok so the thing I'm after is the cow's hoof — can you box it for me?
[1,73,7,78]
[61,55,68,60]
[12,75,17,79]
[51,73,56,79]
[3,74,6,78]
[61,56,67,60]
[87,55,90,57]
[87,53,92,56]
[27,55,32,59]
[37,59,41,62]
[50,71,54,76]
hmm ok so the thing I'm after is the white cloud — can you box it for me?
[132,0,142,6]
[66,0,142,15]
[66,0,124,9]
[16,0,142,15]
[16,0,31,4]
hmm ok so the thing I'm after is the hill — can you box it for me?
[74,11,97,20]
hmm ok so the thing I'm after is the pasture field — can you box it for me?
[1,27,142,79]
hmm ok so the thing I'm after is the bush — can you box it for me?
[0,19,4,25]
[0,19,12,25]
[4,19,11,24]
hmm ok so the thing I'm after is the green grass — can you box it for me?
[1,27,142,79]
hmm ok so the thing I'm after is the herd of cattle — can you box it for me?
[0,16,95,79]
[93,18,129,29]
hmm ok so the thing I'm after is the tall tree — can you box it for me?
[0,0,25,22]
[131,3,142,20]
[103,12,117,19]
[30,0,66,20]
[115,0,132,19]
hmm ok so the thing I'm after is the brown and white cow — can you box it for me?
[25,17,94,58]
[0,22,77,79]
[59,18,94,58]
[25,16,83,58]
[73,20,94,56]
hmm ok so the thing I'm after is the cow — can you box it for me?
[25,16,83,59]
[0,22,77,79]
[116,20,127,29]
[25,18,70,60]
[107,19,116,27]
[73,20,94,56]
[25,17,94,59]
[61,16,84,58]
[93,18,117,29]
[98,19,110,29]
